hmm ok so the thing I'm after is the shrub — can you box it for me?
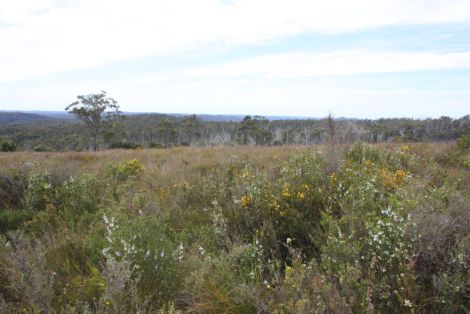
[148,142,166,149]
[109,141,141,150]
[0,210,35,234]
[464,155,470,170]
[33,145,47,152]
[101,214,183,307]
[108,159,145,182]
[456,135,470,151]
[23,171,55,212]
[0,139,16,152]
[0,170,27,210]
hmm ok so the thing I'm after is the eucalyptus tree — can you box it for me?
[66,91,123,151]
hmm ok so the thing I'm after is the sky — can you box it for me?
[1,0,470,118]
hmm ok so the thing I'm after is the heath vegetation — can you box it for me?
[0,141,469,313]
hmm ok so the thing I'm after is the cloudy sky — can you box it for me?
[1,0,470,118]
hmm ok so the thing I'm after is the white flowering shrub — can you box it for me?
[101,214,183,306]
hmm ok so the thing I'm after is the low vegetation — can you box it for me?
[0,142,469,313]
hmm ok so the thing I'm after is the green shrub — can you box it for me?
[101,214,183,307]
[108,159,145,182]
[33,145,47,152]
[148,142,166,149]
[58,174,103,218]
[464,155,470,169]
[23,171,55,211]
[0,139,16,152]
[109,141,141,150]
[456,135,470,151]
[0,210,35,234]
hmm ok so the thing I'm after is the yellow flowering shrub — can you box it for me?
[282,185,291,198]
[111,158,145,181]
[240,195,251,208]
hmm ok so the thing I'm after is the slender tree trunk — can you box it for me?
[92,129,98,151]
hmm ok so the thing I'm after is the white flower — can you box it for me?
[404,299,412,307]
[175,243,184,262]
[286,237,292,245]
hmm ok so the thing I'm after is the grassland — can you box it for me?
[0,143,469,313]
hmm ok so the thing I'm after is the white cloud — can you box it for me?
[1,0,470,82]
[185,50,470,79]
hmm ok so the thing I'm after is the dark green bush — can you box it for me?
[0,210,35,234]
[33,145,47,152]
[0,139,16,152]
[148,142,166,149]
[456,135,470,151]
[109,141,141,149]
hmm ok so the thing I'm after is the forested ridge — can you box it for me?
[1,112,469,151]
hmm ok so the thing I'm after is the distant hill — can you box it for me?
[0,112,54,125]
[22,111,76,120]
[139,113,321,122]
[4,111,322,122]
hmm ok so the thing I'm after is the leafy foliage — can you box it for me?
[0,139,16,152]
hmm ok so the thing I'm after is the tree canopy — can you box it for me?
[66,91,123,151]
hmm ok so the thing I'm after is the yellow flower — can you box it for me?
[282,185,291,198]
[400,145,410,153]
[395,169,406,183]
[330,173,337,185]
[364,160,372,168]
[182,179,190,191]
[381,168,395,189]
[240,195,251,208]
[297,192,305,200]
[381,168,407,189]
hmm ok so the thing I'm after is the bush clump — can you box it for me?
[0,139,16,152]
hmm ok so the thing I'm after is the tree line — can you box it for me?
[0,91,469,151]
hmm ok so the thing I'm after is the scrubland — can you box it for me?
[0,142,469,313]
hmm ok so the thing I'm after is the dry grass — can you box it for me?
[0,142,451,174]
[0,145,312,177]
